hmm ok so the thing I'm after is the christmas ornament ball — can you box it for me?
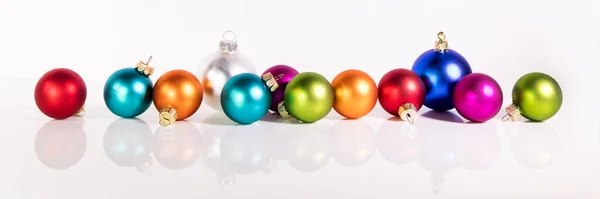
[104,68,153,118]
[331,69,378,119]
[283,72,334,123]
[412,49,472,111]
[378,68,426,122]
[35,68,87,119]
[453,73,503,123]
[510,72,562,122]
[200,31,256,111]
[261,65,299,113]
[153,69,203,126]
[221,73,271,124]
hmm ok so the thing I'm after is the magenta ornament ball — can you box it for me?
[453,73,503,123]
[261,65,299,112]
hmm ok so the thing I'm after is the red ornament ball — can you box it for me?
[378,69,426,116]
[35,68,87,119]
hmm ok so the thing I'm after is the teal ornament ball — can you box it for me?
[221,73,271,124]
[104,68,153,118]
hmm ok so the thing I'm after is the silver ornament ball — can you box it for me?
[199,51,256,111]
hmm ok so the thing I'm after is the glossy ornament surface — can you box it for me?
[104,60,154,118]
[411,32,472,111]
[378,68,426,123]
[453,73,503,123]
[34,68,87,119]
[221,73,271,124]
[282,72,334,123]
[200,30,256,111]
[261,65,299,113]
[504,72,562,122]
[153,69,203,126]
[331,69,378,119]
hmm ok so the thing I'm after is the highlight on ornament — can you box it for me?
[378,68,426,123]
[502,72,562,122]
[199,30,256,112]
[153,69,204,126]
[261,65,299,116]
[331,69,378,119]
[221,73,271,124]
[104,56,154,118]
[35,68,87,119]
[411,31,472,112]
[280,72,334,123]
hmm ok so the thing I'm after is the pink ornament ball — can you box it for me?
[453,73,503,123]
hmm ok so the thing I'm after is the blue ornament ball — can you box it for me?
[411,49,472,111]
[221,73,271,124]
[104,68,153,118]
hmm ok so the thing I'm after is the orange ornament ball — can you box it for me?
[331,69,378,119]
[153,69,203,126]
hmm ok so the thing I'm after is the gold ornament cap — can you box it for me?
[398,103,418,124]
[434,32,449,53]
[502,104,521,122]
[74,104,85,116]
[277,101,290,118]
[262,72,281,92]
[219,30,238,53]
[159,107,178,126]
[135,56,154,76]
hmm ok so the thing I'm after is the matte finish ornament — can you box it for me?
[331,69,378,119]
[503,72,562,122]
[282,72,334,123]
[104,59,154,118]
[199,30,256,111]
[378,68,426,123]
[453,73,503,123]
[221,73,271,124]
[261,65,299,113]
[153,69,203,126]
[35,68,87,119]
[411,32,472,111]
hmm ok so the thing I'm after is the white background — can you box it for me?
[1,0,600,198]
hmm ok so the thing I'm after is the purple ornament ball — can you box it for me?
[453,73,503,123]
[261,65,299,113]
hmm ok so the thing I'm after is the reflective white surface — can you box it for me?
[2,97,598,199]
[1,0,599,198]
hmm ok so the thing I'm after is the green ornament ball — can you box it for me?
[512,72,563,122]
[283,72,334,123]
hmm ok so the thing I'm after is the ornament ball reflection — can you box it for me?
[35,118,86,169]
[286,125,331,172]
[508,122,559,169]
[103,118,154,175]
[154,121,203,170]
[220,126,270,174]
[330,119,376,167]
[377,111,501,195]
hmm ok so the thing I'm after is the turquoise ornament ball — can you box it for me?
[104,68,153,118]
[221,73,271,124]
